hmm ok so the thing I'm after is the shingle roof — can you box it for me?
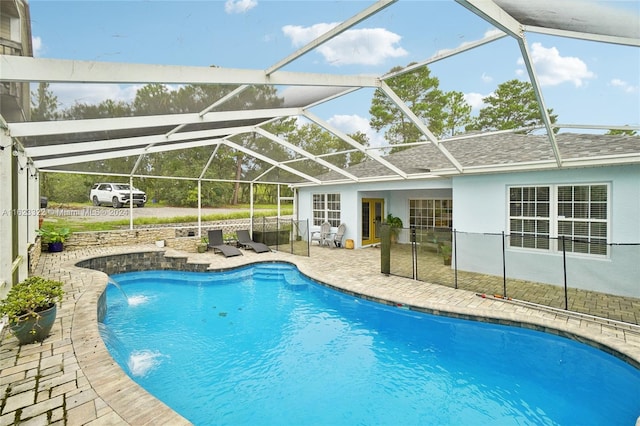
[313,133,640,182]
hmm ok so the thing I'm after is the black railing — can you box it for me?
[381,224,640,325]
[251,217,310,256]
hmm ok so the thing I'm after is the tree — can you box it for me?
[285,123,350,176]
[346,131,369,166]
[369,64,446,152]
[61,99,138,176]
[62,99,132,120]
[31,82,59,121]
[40,173,94,203]
[217,85,283,204]
[133,84,174,115]
[606,129,637,136]
[442,91,472,138]
[31,82,61,202]
[466,79,557,133]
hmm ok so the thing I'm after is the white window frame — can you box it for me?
[409,198,453,230]
[508,186,551,250]
[556,183,609,256]
[507,183,610,257]
[312,193,341,227]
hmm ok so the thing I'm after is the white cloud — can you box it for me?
[283,22,337,47]
[49,83,141,108]
[282,23,407,66]
[434,28,505,57]
[517,42,595,87]
[481,72,492,84]
[327,114,385,148]
[464,93,487,111]
[224,0,257,14]
[610,78,639,94]
[484,28,503,38]
[32,36,43,57]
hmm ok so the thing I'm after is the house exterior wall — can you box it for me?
[452,164,640,297]
[297,164,639,297]
[298,179,453,249]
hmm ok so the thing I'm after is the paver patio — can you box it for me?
[1,245,639,425]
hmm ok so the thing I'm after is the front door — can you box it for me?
[361,198,384,246]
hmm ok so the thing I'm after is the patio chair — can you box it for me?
[327,223,346,248]
[236,230,271,253]
[310,221,332,247]
[207,229,242,257]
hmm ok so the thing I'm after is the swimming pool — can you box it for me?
[100,262,640,425]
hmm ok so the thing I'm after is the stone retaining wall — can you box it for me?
[75,250,212,276]
[42,219,256,254]
[28,240,42,274]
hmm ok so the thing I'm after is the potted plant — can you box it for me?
[197,236,208,253]
[386,213,403,243]
[37,227,71,252]
[0,276,64,344]
[440,243,453,266]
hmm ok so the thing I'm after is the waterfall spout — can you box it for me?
[107,277,130,303]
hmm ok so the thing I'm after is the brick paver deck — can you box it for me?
[390,244,640,325]
[2,245,639,425]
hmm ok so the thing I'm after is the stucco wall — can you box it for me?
[452,164,640,297]
[297,164,639,297]
[298,179,453,248]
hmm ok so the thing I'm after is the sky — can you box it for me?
[28,0,640,146]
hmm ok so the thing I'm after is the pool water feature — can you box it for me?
[100,263,640,425]
[107,277,150,307]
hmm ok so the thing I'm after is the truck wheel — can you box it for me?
[112,197,122,208]
[137,202,145,208]
[92,196,100,206]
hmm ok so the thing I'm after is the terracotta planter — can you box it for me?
[10,304,57,345]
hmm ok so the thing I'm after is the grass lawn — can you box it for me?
[41,202,293,232]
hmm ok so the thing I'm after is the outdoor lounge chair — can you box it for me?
[310,221,332,247]
[236,230,271,253]
[207,229,242,257]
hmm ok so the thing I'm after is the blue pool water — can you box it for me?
[100,263,640,425]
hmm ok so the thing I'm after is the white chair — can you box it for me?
[311,221,332,246]
[326,223,346,248]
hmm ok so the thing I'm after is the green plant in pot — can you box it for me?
[197,236,208,253]
[37,227,71,252]
[0,276,64,344]
[386,213,403,243]
[440,243,453,266]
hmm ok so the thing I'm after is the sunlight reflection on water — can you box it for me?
[127,295,150,306]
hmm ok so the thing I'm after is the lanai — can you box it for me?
[1,0,639,289]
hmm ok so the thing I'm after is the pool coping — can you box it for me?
[47,246,640,424]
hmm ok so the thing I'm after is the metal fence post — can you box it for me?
[306,218,310,256]
[410,225,417,280]
[502,231,507,298]
[562,235,568,310]
[453,229,458,289]
[289,218,293,254]
[381,223,390,275]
